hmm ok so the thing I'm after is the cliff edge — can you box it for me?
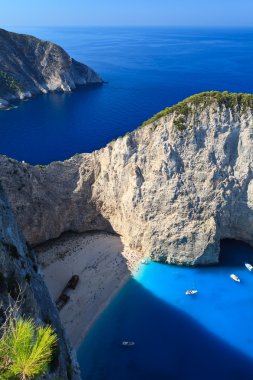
[1,91,253,266]
[0,186,80,379]
[0,28,102,108]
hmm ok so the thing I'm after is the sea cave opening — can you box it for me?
[219,239,253,267]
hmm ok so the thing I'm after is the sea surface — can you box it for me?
[1,27,253,164]
[77,240,253,380]
[2,27,253,379]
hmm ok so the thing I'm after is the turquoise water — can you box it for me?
[2,27,253,378]
[77,240,253,379]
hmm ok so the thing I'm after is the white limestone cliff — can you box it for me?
[1,92,253,265]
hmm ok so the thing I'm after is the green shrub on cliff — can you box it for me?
[0,70,23,97]
[140,91,253,129]
[0,317,57,379]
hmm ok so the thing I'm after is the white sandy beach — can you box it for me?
[36,232,142,348]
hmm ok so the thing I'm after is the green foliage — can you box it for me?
[173,115,187,131]
[0,71,23,97]
[0,317,57,380]
[140,91,253,130]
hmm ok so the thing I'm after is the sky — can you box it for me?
[1,0,253,28]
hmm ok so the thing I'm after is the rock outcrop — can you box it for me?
[1,92,253,266]
[0,28,102,108]
[0,186,80,379]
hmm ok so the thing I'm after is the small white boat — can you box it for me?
[121,341,135,346]
[141,258,148,264]
[185,290,198,295]
[230,274,240,283]
[245,263,253,272]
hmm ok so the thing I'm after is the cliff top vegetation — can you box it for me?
[140,91,253,129]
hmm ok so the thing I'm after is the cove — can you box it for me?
[77,240,253,380]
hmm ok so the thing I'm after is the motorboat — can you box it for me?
[121,341,135,346]
[245,263,253,272]
[141,258,148,264]
[230,274,240,283]
[185,290,198,295]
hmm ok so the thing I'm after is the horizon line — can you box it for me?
[2,24,253,29]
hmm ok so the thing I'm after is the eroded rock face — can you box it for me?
[0,28,102,105]
[0,186,80,379]
[1,93,253,265]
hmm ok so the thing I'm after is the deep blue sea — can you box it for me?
[1,27,253,164]
[2,27,253,379]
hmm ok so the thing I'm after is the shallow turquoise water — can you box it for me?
[2,26,253,379]
[77,240,253,379]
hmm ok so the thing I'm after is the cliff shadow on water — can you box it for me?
[77,276,253,380]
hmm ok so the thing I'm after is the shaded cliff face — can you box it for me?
[0,28,102,107]
[0,187,80,379]
[1,92,253,265]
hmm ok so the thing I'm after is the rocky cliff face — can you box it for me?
[1,92,253,266]
[0,28,102,108]
[0,186,80,379]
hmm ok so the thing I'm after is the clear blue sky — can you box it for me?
[1,0,253,27]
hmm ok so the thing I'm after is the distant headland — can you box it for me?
[0,28,103,109]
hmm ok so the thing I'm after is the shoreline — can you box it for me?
[78,271,130,344]
[36,231,142,348]
[0,83,104,112]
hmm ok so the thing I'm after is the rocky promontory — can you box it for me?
[0,28,102,108]
[1,91,253,266]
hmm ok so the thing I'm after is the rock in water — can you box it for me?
[1,91,253,266]
[0,28,102,106]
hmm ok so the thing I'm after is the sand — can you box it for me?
[36,232,142,348]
